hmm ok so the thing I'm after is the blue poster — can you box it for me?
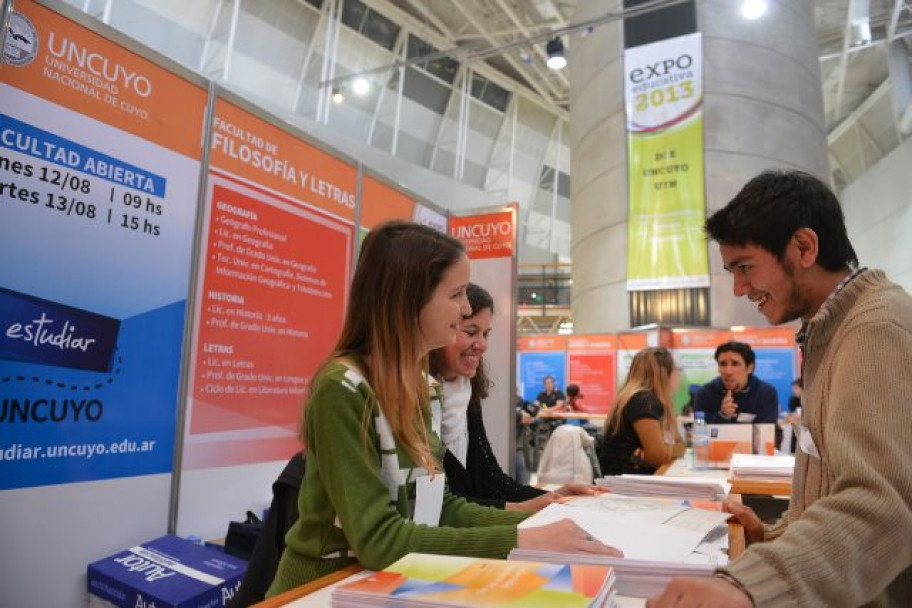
[0,62,205,489]
[517,351,567,404]
[753,348,798,415]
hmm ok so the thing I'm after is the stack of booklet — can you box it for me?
[331,553,617,608]
[512,494,733,597]
[596,474,730,501]
[730,454,795,480]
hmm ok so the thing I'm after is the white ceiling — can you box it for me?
[377,0,912,186]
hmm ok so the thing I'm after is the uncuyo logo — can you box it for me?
[4,11,39,67]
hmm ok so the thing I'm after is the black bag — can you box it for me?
[224,510,262,561]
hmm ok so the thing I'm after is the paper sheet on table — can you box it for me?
[518,503,707,562]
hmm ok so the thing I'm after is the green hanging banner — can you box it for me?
[625,32,709,290]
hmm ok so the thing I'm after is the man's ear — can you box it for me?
[791,227,819,268]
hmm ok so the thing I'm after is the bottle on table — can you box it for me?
[692,411,709,470]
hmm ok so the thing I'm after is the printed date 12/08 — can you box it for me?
[38,167,91,194]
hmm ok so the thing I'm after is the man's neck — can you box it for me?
[802,266,854,321]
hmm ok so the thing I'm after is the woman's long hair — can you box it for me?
[429,282,494,402]
[604,347,676,436]
[301,221,466,472]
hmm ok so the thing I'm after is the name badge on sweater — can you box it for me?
[736,412,756,423]
[414,473,444,527]
[797,425,820,459]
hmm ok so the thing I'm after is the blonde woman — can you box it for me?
[597,347,686,475]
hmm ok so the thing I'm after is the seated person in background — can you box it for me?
[693,341,779,424]
[566,384,599,414]
[429,283,599,512]
[597,347,686,476]
[565,384,601,435]
[788,377,803,413]
[534,375,565,410]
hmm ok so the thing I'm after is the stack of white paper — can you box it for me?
[513,494,732,597]
[596,474,730,500]
[730,454,795,480]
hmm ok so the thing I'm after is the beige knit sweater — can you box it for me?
[723,270,912,607]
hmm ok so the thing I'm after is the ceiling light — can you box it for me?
[331,88,344,104]
[740,0,767,20]
[352,77,370,95]
[545,37,566,70]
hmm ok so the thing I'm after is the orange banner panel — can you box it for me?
[616,332,649,351]
[4,0,206,159]
[450,210,515,259]
[360,176,414,229]
[732,327,796,348]
[567,334,617,350]
[210,100,357,221]
[671,329,732,349]
[517,335,568,351]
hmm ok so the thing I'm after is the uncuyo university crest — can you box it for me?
[4,11,40,67]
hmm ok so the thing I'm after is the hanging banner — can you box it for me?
[180,98,356,471]
[0,0,207,490]
[625,32,709,290]
[451,206,517,468]
[566,335,616,413]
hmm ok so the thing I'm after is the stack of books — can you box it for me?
[509,550,716,598]
[331,553,617,608]
[730,454,795,480]
[596,474,730,501]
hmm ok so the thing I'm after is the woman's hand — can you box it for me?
[517,519,624,556]
[552,483,606,498]
[506,493,560,512]
[724,499,765,545]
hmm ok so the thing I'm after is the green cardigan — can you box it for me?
[267,361,527,595]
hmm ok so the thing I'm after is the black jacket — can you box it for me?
[444,398,546,508]
[229,452,305,608]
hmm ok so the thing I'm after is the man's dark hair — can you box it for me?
[714,341,756,367]
[705,170,858,271]
[566,384,581,398]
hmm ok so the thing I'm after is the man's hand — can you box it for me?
[721,390,738,419]
[647,576,752,608]
[724,499,765,545]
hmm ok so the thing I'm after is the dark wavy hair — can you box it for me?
[429,282,494,400]
[714,341,755,368]
[705,170,858,271]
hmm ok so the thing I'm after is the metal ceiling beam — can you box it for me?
[491,0,570,90]
[828,75,893,141]
[357,0,568,119]
[887,0,912,40]
[832,0,858,124]
[448,0,566,108]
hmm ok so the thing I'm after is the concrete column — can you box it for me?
[569,0,828,331]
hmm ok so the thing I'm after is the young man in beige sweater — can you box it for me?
[649,170,912,607]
